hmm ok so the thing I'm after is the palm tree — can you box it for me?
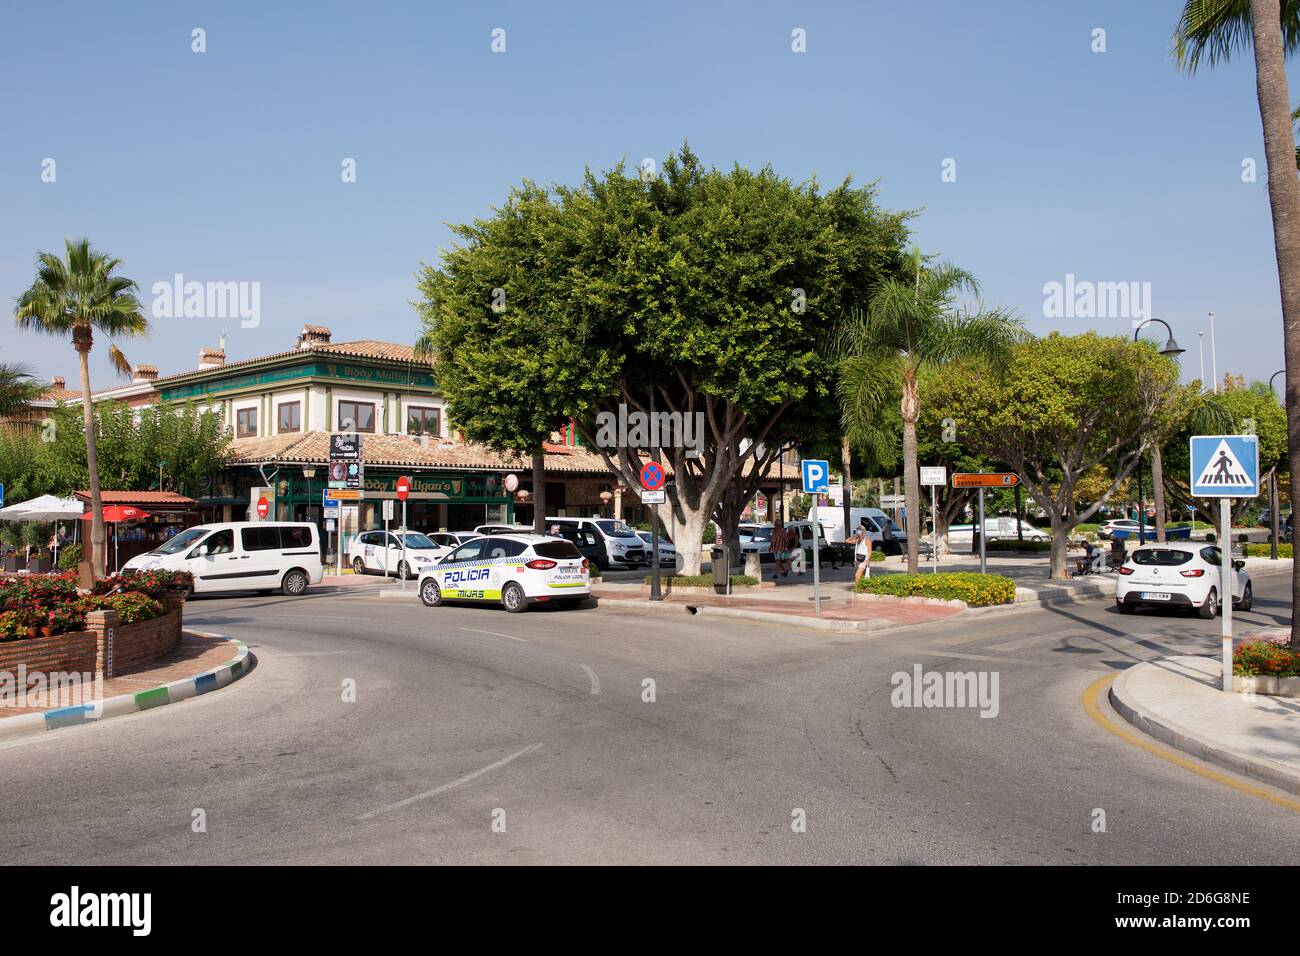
[1176,1,1300,650]
[14,239,147,578]
[0,363,46,418]
[835,250,1025,572]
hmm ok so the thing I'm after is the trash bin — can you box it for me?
[711,546,728,594]
[1109,537,1126,569]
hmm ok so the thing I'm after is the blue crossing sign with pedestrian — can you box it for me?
[802,459,830,494]
[1190,434,1259,498]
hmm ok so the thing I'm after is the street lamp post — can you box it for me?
[1133,320,1185,546]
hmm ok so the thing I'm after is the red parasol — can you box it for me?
[81,506,152,522]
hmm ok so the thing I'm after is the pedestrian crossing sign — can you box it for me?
[1189,434,1259,498]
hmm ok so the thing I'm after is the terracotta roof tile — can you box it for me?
[74,490,198,505]
[154,339,432,384]
[226,431,613,475]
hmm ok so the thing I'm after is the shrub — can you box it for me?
[1074,523,1102,533]
[986,539,1052,552]
[0,573,79,608]
[1234,640,1300,678]
[92,591,165,626]
[93,569,192,598]
[856,571,1017,607]
[1245,543,1293,558]
[650,574,759,588]
[56,543,83,571]
[0,611,24,641]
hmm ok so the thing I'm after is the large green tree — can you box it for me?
[14,239,148,578]
[1175,0,1300,647]
[415,182,614,533]
[930,333,1184,579]
[833,250,1026,572]
[420,146,911,573]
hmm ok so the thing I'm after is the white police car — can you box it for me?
[416,533,590,612]
[349,530,452,579]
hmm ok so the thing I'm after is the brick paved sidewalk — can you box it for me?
[0,632,241,718]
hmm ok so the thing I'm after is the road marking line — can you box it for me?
[357,743,543,821]
[460,627,527,643]
[911,648,1041,666]
[580,664,601,695]
[183,629,227,639]
[1082,673,1300,813]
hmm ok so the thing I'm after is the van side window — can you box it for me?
[241,527,282,552]
[282,526,313,550]
[190,529,233,558]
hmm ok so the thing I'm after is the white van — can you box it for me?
[830,507,907,553]
[946,517,1046,545]
[122,522,324,596]
[545,516,647,569]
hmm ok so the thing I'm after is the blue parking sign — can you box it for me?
[801,459,830,494]
[1190,434,1259,498]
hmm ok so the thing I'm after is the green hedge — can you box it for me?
[1245,543,1293,558]
[986,539,1053,552]
[1074,523,1102,533]
[649,574,759,588]
[855,572,1017,607]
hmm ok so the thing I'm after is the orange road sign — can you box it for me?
[952,473,1020,488]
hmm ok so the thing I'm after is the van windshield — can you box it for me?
[153,527,209,555]
[596,520,641,539]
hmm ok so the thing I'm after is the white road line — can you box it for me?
[911,648,1042,666]
[580,664,601,695]
[460,627,527,643]
[357,743,543,821]
[183,629,227,639]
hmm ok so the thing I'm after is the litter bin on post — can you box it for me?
[711,546,728,594]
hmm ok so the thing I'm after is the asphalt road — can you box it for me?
[1,571,1296,865]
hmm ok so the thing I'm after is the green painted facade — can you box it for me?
[159,359,437,401]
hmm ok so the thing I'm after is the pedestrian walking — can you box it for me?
[771,518,787,576]
[852,518,874,585]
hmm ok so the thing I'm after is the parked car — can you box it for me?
[636,530,677,565]
[473,523,532,536]
[416,534,590,612]
[739,520,829,563]
[1115,543,1250,618]
[546,516,647,569]
[122,521,323,596]
[349,530,452,579]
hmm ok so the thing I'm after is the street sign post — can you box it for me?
[800,461,830,614]
[395,477,411,592]
[921,467,946,573]
[952,473,1020,488]
[1191,435,1260,694]
[638,462,667,602]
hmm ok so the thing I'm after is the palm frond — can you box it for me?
[1173,0,1300,75]
[917,308,1029,368]
[106,342,133,378]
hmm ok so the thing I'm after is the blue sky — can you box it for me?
[0,1,1290,390]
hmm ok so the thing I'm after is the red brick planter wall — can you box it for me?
[0,631,97,677]
[0,601,183,679]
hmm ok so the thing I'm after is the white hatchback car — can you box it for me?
[1115,543,1251,618]
[349,530,453,579]
[417,533,590,612]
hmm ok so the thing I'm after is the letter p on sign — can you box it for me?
[802,459,830,494]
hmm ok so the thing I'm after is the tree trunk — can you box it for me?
[901,368,921,572]
[1151,445,1166,543]
[669,506,707,576]
[1250,0,1300,651]
[76,339,105,579]
[841,435,853,545]
[1049,516,1069,580]
[531,451,546,535]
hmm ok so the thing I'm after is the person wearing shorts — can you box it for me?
[852,518,873,585]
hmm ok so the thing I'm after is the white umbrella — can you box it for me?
[0,495,85,569]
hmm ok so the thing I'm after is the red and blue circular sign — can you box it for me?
[639,461,665,491]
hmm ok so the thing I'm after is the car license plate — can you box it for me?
[1140,592,1171,601]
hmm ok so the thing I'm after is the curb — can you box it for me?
[0,631,254,742]
[592,596,942,634]
[1109,661,1300,797]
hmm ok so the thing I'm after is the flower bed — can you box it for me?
[1234,639,1300,678]
[0,570,190,642]
[855,571,1017,607]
